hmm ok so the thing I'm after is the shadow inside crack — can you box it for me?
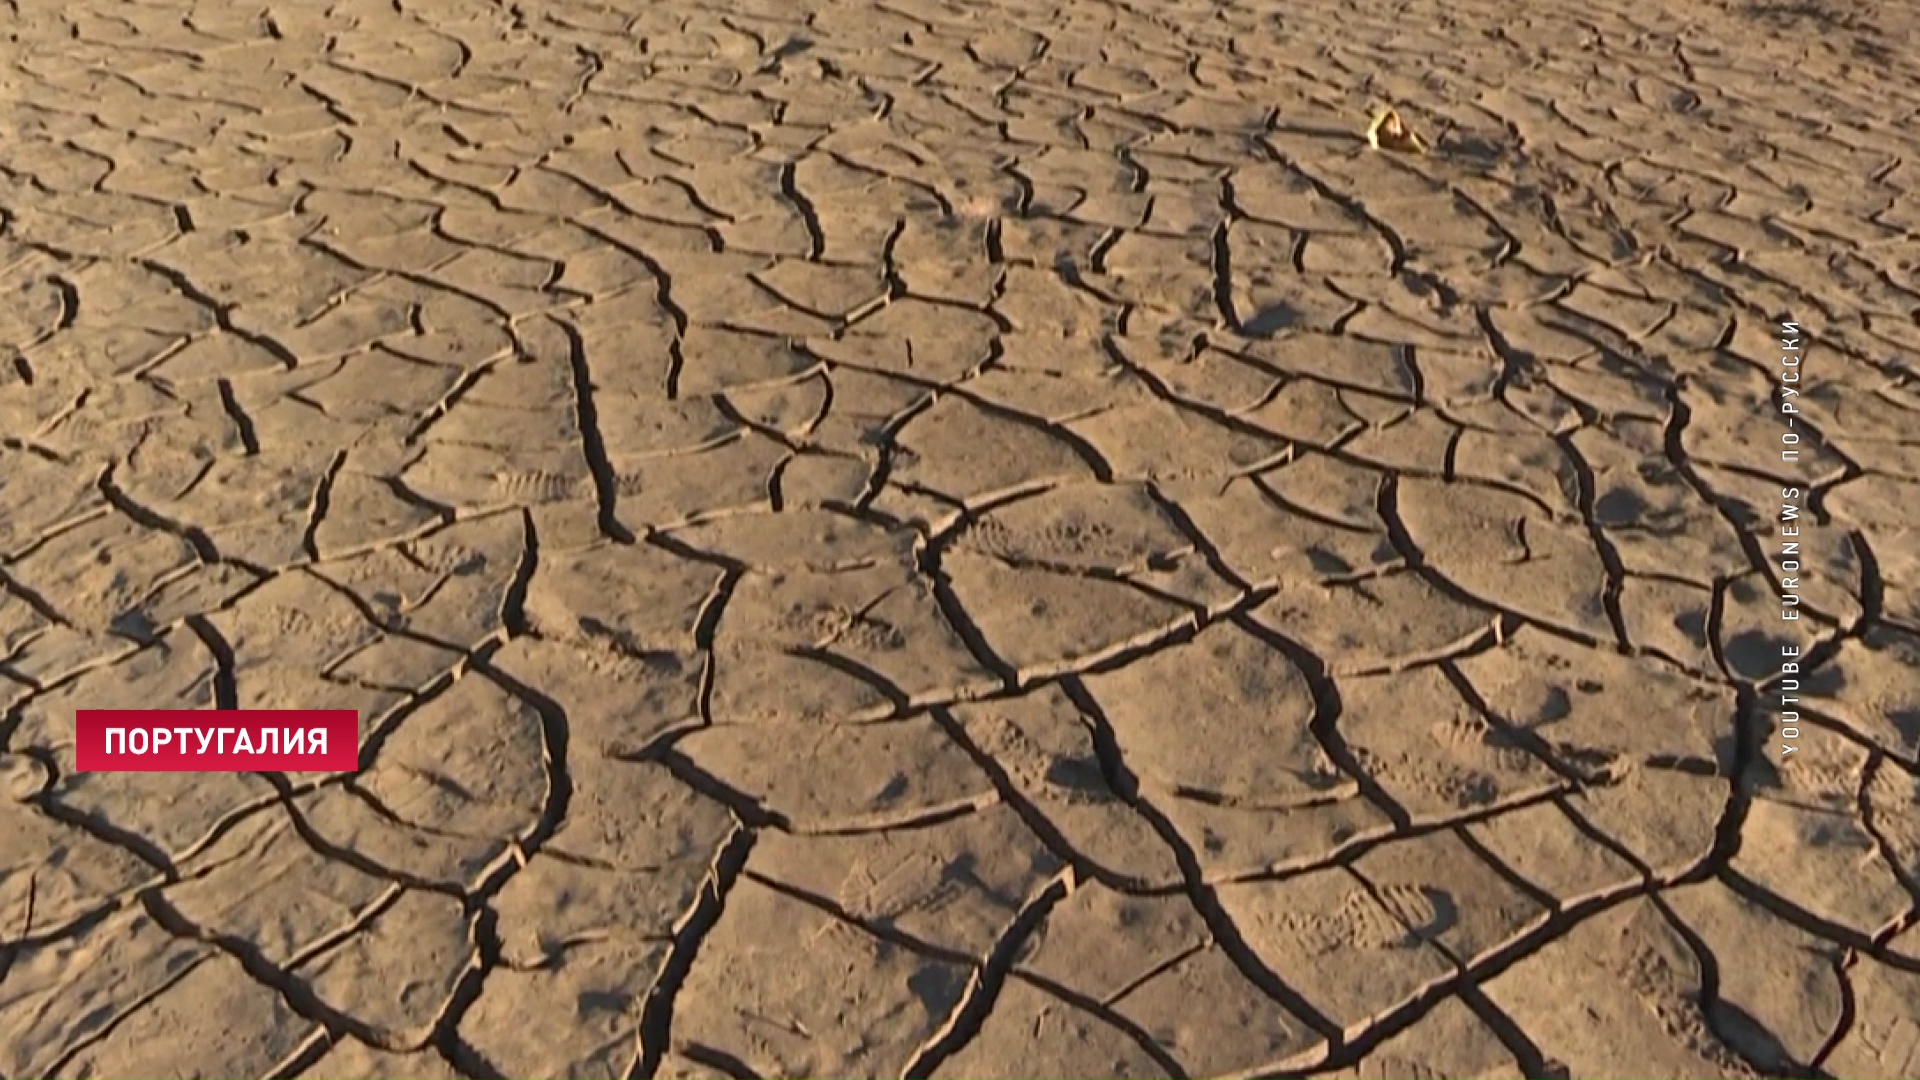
[1439,130,1511,168]
[1673,606,1712,650]
[109,609,161,643]
[1725,629,1799,682]
[1306,548,1356,576]
[1799,656,1850,697]
[1267,123,1353,140]
[577,987,638,1018]
[1708,994,1802,1074]
[1401,885,1458,945]
[1041,755,1108,798]
[1852,37,1895,64]
[1889,707,1920,748]
[906,962,970,1018]
[1594,487,1652,528]
[767,37,814,62]
[1741,0,1877,32]
[1242,303,1305,338]
[1741,0,1896,65]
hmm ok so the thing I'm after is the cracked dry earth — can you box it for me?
[5,0,1920,1077]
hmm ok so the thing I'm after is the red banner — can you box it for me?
[74,710,360,772]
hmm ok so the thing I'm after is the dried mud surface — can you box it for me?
[3,0,1919,1077]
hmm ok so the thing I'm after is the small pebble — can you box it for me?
[1,753,50,802]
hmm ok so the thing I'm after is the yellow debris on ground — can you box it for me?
[1366,106,1432,154]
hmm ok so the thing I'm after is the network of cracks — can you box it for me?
[2,0,1920,1077]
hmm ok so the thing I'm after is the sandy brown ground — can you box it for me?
[2,0,1920,1076]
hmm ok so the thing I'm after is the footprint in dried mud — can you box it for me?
[835,855,970,926]
[1616,942,1762,1077]
[1348,742,1502,810]
[774,602,907,651]
[407,538,487,576]
[969,709,1112,806]
[1280,883,1442,954]
[948,483,1195,572]
[575,634,695,686]
[1337,1054,1475,1080]
[955,516,1132,565]
[1430,711,1546,776]
[1864,762,1920,874]
[492,469,580,504]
